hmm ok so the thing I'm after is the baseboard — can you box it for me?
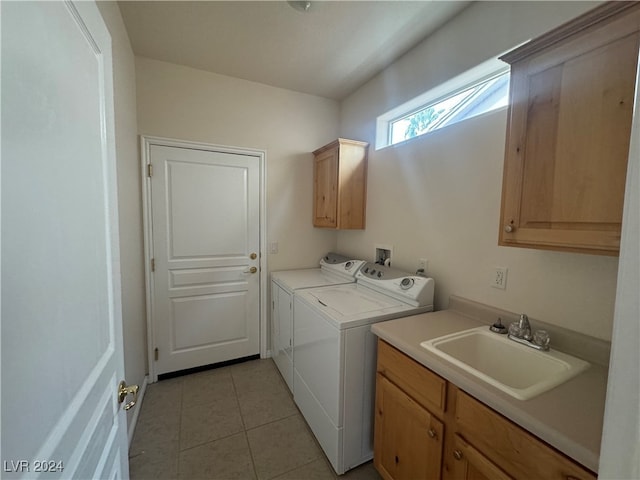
[127,374,149,447]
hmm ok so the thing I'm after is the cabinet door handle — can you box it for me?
[504,224,515,233]
[453,450,463,461]
[427,428,437,439]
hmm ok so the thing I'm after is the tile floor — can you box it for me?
[129,358,382,480]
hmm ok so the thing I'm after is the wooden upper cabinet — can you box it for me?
[499,2,640,255]
[313,138,368,229]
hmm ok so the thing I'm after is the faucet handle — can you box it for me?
[490,318,508,334]
[508,322,522,337]
[533,330,550,349]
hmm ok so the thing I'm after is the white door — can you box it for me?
[148,143,261,376]
[2,1,132,478]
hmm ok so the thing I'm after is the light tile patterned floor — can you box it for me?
[129,358,382,480]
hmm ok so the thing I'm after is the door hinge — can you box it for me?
[154,348,159,361]
[151,258,155,272]
[147,163,153,177]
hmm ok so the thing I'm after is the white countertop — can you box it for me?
[371,297,608,473]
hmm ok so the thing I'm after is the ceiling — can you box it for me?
[118,1,471,100]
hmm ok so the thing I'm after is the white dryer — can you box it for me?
[270,253,365,392]
[292,262,435,474]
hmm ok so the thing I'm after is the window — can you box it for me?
[376,59,511,149]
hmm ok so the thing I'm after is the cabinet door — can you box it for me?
[499,10,640,255]
[374,374,444,480]
[450,434,512,480]
[313,147,338,227]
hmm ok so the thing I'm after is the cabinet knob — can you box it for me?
[504,224,515,233]
[453,450,463,461]
[427,428,437,439]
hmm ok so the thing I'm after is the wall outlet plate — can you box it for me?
[491,266,508,289]
[419,258,428,272]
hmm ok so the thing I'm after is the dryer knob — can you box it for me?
[345,261,353,269]
[400,278,414,290]
[377,272,382,278]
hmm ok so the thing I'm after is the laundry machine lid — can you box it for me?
[296,283,432,329]
[271,268,353,291]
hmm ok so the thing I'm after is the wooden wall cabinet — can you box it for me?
[374,340,596,480]
[498,3,640,255]
[313,138,368,229]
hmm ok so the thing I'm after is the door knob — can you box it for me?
[250,252,257,260]
[243,266,258,274]
[118,380,139,411]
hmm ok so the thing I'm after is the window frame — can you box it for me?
[375,58,511,150]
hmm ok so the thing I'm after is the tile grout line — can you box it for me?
[230,367,260,479]
[175,377,185,479]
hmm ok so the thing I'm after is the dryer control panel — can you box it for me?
[356,262,435,307]
[320,253,365,280]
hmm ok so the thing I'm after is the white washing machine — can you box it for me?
[270,253,365,392]
[292,262,435,474]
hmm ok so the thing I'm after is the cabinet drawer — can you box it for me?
[455,390,596,480]
[376,340,446,415]
[449,434,513,480]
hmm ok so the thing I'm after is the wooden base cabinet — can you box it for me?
[373,340,597,480]
[374,374,444,480]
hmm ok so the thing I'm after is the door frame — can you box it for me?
[140,135,267,382]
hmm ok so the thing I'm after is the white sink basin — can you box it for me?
[420,326,590,400]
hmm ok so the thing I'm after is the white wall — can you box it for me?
[134,57,340,273]
[96,1,148,424]
[338,1,619,341]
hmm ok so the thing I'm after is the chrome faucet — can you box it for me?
[517,314,532,340]
[508,314,550,351]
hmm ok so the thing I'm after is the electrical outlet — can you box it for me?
[491,267,508,289]
[418,258,428,272]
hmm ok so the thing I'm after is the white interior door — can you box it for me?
[2,1,131,478]
[148,143,261,377]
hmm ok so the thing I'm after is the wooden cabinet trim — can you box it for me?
[500,2,640,64]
